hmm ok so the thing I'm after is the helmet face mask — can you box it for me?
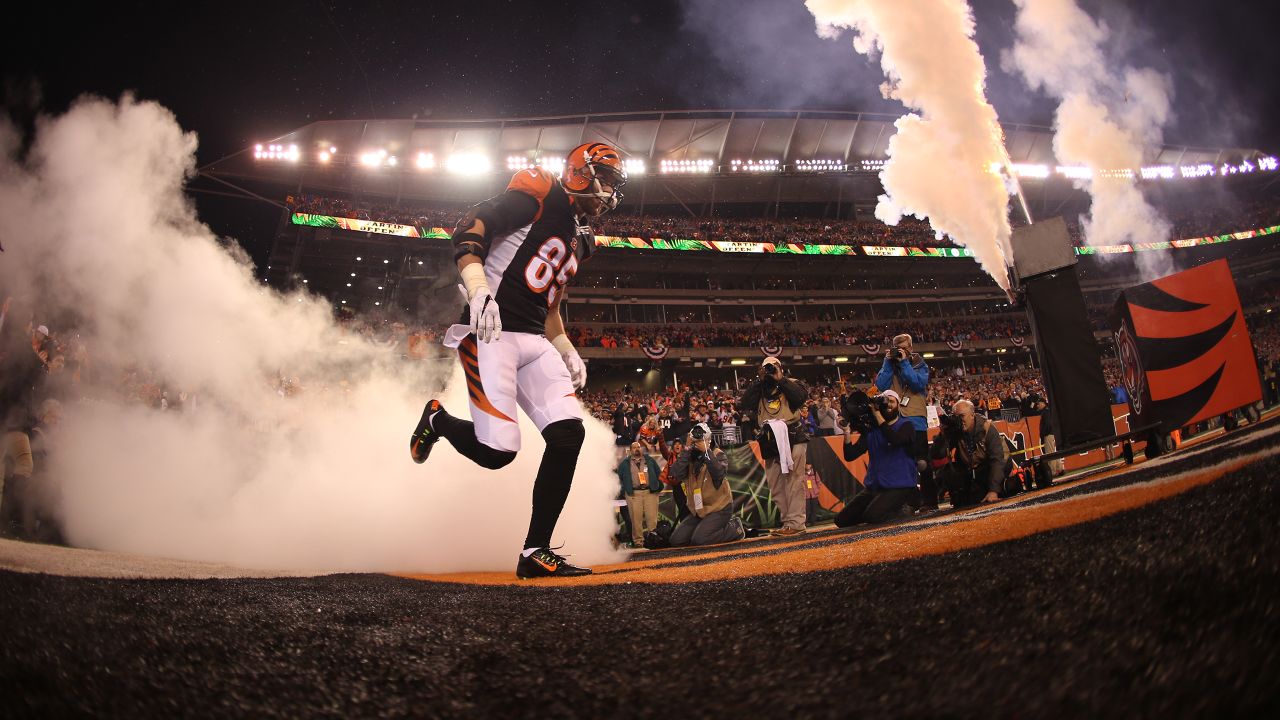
[563,142,627,217]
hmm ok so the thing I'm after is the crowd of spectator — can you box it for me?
[284,191,1279,250]
[568,318,1032,350]
[593,215,941,248]
[287,194,456,229]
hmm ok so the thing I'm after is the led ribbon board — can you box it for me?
[292,213,423,238]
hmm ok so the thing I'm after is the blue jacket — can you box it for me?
[800,413,818,436]
[616,454,663,495]
[843,415,918,491]
[875,356,930,432]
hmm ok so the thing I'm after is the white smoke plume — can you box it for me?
[1005,0,1176,278]
[0,95,625,573]
[806,0,1014,290]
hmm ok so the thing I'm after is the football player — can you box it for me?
[409,142,627,579]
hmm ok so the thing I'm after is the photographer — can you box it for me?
[932,400,1009,507]
[668,423,746,546]
[875,333,937,513]
[612,402,637,459]
[659,437,692,523]
[814,398,840,437]
[834,391,918,526]
[739,356,810,536]
[1021,393,1062,476]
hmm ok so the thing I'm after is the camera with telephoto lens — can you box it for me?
[939,413,964,437]
[689,424,712,467]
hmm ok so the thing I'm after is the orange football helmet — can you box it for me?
[562,142,627,216]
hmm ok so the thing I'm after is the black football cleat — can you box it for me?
[516,548,592,579]
[409,399,444,464]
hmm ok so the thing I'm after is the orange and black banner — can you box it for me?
[1110,259,1263,431]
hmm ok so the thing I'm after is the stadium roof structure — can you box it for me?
[200,110,1271,208]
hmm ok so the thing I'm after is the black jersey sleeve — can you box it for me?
[451,191,540,261]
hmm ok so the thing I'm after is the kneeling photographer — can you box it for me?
[834,390,918,526]
[932,400,1009,507]
[668,423,746,546]
[738,356,810,536]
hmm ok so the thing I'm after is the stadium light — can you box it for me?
[1057,165,1093,180]
[383,259,390,264]
[416,152,435,170]
[387,155,398,167]
[660,158,714,174]
[625,158,646,175]
[359,148,392,168]
[447,153,492,175]
[729,158,780,173]
[356,256,362,261]
[1140,165,1175,180]
[254,143,299,162]
[998,163,1051,179]
[729,359,747,365]
[318,151,331,163]
[796,159,846,172]
[1261,156,1279,172]
[541,156,566,175]
[860,159,886,171]
[834,356,849,363]
[346,283,352,287]
[507,154,567,175]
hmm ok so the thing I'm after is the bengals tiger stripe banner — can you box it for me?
[1109,259,1262,431]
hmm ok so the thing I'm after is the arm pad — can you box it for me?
[459,262,490,300]
[551,334,575,355]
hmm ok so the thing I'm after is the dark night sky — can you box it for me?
[4,0,1278,263]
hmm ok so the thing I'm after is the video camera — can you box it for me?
[839,392,889,434]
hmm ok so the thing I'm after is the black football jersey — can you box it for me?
[454,168,596,334]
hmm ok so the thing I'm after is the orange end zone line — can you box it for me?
[396,451,1265,588]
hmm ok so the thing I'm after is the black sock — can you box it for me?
[432,411,516,470]
[524,420,585,550]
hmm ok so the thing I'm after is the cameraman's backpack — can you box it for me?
[643,520,674,550]
[756,422,779,460]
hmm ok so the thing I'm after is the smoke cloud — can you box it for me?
[806,0,1015,290]
[0,95,625,573]
[1004,0,1176,279]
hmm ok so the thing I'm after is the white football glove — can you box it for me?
[563,349,587,391]
[459,283,502,343]
[552,335,587,390]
